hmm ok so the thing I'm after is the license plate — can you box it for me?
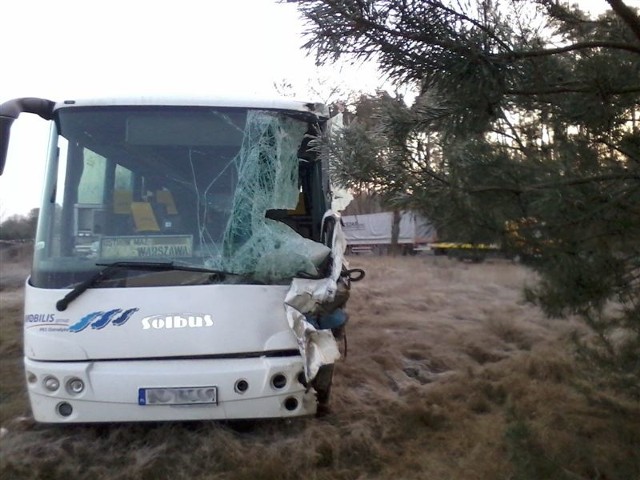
[138,386,217,406]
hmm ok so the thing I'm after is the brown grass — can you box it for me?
[0,255,638,480]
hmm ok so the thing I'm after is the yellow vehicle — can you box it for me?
[503,217,546,261]
[429,242,499,262]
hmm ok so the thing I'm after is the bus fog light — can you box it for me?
[43,376,60,392]
[27,371,37,384]
[284,397,299,411]
[234,379,249,394]
[57,402,73,417]
[67,378,85,395]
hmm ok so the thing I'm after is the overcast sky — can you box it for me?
[0,0,383,217]
[0,0,625,217]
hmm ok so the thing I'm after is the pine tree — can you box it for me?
[298,0,640,397]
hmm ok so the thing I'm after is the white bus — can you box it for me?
[0,96,361,422]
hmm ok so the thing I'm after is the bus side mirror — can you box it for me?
[0,116,15,175]
[0,97,56,175]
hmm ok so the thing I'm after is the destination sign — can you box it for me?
[100,235,193,258]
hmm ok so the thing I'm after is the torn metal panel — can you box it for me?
[198,109,346,380]
[285,211,349,381]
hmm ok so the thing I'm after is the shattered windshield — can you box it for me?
[32,106,330,288]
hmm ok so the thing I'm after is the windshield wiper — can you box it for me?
[55,261,233,311]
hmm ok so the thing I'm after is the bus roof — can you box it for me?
[55,96,329,117]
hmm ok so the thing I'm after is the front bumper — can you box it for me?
[25,355,315,423]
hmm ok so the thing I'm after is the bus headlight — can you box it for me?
[26,371,37,384]
[66,378,85,395]
[43,375,60,392]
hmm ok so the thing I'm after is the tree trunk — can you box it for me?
[390,209,401,256]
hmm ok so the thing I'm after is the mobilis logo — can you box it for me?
[25,313,56,323]
[142,314,214,330]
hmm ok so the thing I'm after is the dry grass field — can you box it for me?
[0,253,638,480]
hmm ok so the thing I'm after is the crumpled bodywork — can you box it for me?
[203,109,347,381]
[285,213,348,381]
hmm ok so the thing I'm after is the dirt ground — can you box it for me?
[0,255,638,480]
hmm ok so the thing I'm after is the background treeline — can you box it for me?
[0,208,38,241]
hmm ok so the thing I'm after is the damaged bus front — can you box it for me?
[0,97,359,422]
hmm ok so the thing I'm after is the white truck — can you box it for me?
[341,211,437,255]
[0,96,361,423]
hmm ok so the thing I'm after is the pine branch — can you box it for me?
[496,41,640,59]
[606,0,640,42]
[505,85,640,96]
[422,0,513,52]
[596,138,640,163]
[469,172,640,194]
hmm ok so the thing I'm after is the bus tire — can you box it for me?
[313,364,335,416]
